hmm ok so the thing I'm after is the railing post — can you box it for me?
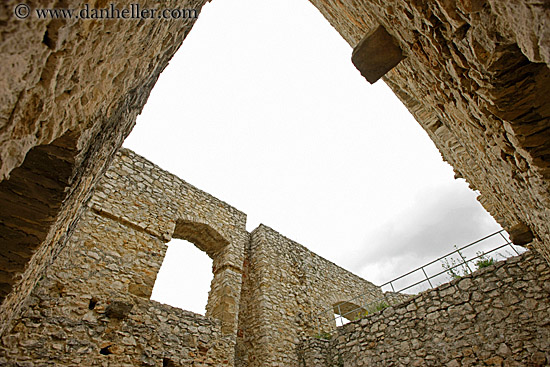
[498,231,520,255]
[421,266,433,288]
[509,243,520,255]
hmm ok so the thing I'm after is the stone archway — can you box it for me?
[333,301,369,324]
[0,131,78,302]
[173,219,229,258]
[0,129,85,335]
[171,218,238,332]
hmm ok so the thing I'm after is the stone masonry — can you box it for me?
[0,0,209,337]
[1,0,550,365]
[299,250,550,366]
[235,225,383,367]
[0,149,386,366]
[0,148,249,366]
[87,149,249,336]
[1,0,550,345]
[2,149,549,366]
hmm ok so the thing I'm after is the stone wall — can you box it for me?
[0,0,208,337]
[2,0,550,343]
[299,250,550,366]
[236,225,383,367]
[0,148,249,366]
[2,282,233,367]
[86,148,249,335]
[3,147,550,367]
[2,1,550,361]
[0,209,233,366]
[309,0,550,263]
[0,149,386,366]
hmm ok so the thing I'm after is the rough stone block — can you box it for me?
[509,223,534,246]
[105,300,133,319]
[351,25,404,84]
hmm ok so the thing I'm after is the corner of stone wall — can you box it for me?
[297,338,330,367]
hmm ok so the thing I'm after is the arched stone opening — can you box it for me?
[173,219,229,258]
[333,301,368,325]
[0,130,79,303]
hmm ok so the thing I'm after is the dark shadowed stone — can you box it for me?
[351,25,404,84]
[509,223,534,246]
[531,351,547,366]
[105,300,133,319]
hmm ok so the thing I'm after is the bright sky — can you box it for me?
[123,0,502,314]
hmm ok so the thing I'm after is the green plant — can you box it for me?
[352,310,369,321]
[351,300,390,321]
[314,332,332,340]
[442,249,498,281]
[371,301,389,312]
[475,251,495,269]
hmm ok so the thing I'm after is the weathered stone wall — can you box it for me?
[2,1,550,364]
[0,210,235,366]
[3,298,232,367]
[0,148,391,366]
[236,225,383,367]
[309,0,550,263]
[0,0,208,337]
[3,148,550,367]
[88,148,250,335]
[299,250,550,366]
[2,0,550,344]
[0,148,249,366]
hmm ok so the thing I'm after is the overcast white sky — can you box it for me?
[123,0,503,314]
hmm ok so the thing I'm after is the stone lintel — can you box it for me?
[352,25,404,84]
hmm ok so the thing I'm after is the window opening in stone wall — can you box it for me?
[151,238,213,315]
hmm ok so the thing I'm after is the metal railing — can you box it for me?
[308,229,525,337]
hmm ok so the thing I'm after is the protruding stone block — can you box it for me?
[509,222,534,246]
[352,25,404,84]
[105,300,133,319]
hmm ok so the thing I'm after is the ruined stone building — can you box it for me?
[1,0,550,365]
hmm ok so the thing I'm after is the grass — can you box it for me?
[351,300,390,321]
